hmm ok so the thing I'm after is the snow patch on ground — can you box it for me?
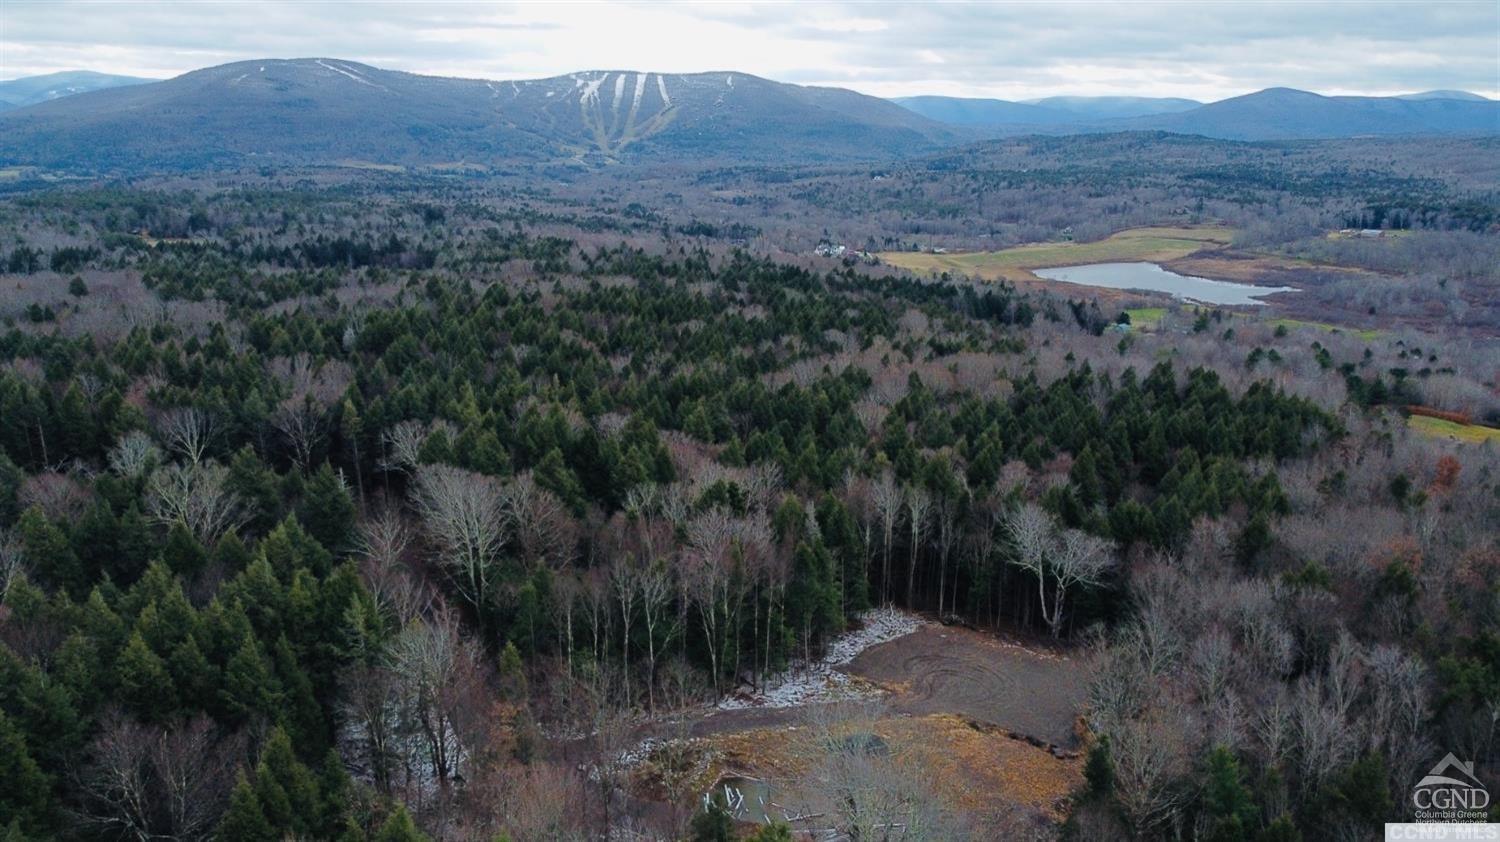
[315,59,387,91]
[578,73,605,106]
[615,735,667,767]
[717,608,926,711]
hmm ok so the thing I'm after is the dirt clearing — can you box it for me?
[845,623,1088,748]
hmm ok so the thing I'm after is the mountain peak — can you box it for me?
[1397,89,1490,102]
[0,58,960,170]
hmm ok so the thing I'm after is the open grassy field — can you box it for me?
[877,226,1234,282]
[1409,415,1500,444]
[1268,317,1384,341]
[1124,307,1167,329]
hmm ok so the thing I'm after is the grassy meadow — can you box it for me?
[877,226,1234,282]
[1409,414,1500,444]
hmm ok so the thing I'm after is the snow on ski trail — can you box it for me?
[315,59,386,90]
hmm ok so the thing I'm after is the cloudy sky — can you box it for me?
[1,1,1496,101]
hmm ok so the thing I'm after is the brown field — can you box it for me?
[682,711,1082,823]
[623,619,1090,834]
[876,225,1234,283]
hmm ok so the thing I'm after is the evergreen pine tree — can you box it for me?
[1202,746,1258,841]
[689,793,734,842]
[18,507,84,596]
[298,463,356,552]
[162,522,209,577]
[221,637,280,723]
[217,771,274,842]
[374,806,431,842]
[116,630,175,719]
[0,710,52,835]
[254,727,324,837]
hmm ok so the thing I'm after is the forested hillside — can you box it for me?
[0,182,1496,840]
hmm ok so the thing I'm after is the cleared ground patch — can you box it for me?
[844,623,1087,748]
[877,226,1233,283]
[696,712,1081,822]
[621,616,1091,834]
[1409,415,1500,444]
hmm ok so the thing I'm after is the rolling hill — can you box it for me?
[0,59,963,170]
[1396,90,1491,102]
[889,95,1077,127]
[0,70,154,112]
[892,89,1496,138]
[1022,95,1202,119]
[1123,87,1499,140]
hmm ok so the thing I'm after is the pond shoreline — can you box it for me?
[1033,260,1298,305]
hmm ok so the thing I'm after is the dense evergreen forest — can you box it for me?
[0,181,1496,840]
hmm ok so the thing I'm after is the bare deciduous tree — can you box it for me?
[268,354,352,468]
[0,529,26,606]
[73,713,241,841]
[1109,711,1192,835]
[801,701,952,841]
[503,471,573,566]
[904,485,932,606]
[871,470,902,606]
[382,420,428,474]
[339,662,402,796]
[1291,677,1357,793]
[412,464,506,613]
[19,471,91,522]
[637,558,676,712]
[387,609,487,796]
[1189,628,1236,704]
[680,508,745,694]
[107,430,161,478]
[611,554,639,705]
[146,461,245,544]
[1005,503,1117,637]
[354,506,432,630]
[155,407,215,466]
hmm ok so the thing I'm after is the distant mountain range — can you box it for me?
[894,89,1496,139]
[0,60,1493,171]
[0,70,153,112]
[0,59,962,170]
[1395,90,1491,102]
[893,94,1204,125]
[1023,95,1204,118]
[1115,88,1498,140]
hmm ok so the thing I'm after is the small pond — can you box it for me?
[1032,261,1296,305]
[707,776,777,824]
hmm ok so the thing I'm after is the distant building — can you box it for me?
[814,242,847,258]
[1358,229,1384,238]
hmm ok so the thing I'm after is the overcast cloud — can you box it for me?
[1,1,1495,101]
